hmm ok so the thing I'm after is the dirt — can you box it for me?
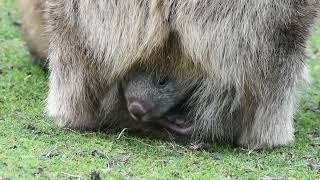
[307,159,320,172]
[90,171,101,180]
[308,131,320,138]
[23,124,49,135]
[305,102,320,112]
[91,150,108,159]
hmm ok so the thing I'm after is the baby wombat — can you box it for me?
[122,68,198,135]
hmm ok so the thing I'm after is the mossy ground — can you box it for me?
[0,0,319,179]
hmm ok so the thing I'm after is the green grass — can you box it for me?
[0,0,319,179]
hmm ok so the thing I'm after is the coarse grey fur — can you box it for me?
[45,0,319,149]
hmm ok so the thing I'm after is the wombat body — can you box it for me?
[44,0,319,149]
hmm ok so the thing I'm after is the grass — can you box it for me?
[0,0,319,179]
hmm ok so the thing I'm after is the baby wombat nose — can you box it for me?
[128,101,152,120]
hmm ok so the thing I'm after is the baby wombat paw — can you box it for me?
[157,115,194,136]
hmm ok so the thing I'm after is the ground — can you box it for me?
[0,0,319,179]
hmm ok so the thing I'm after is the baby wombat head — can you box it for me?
[122,68,187,122]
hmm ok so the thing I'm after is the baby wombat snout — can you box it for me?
[126,99,152,121]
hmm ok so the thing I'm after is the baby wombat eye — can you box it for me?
[156,75,169,87]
